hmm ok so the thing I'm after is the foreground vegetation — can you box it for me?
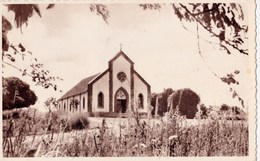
[2,108,248,157]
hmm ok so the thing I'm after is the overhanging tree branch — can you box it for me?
[196,23,220,79]
[177,3,248,55]
[196,23,245,108]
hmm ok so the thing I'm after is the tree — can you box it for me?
[3,77,38,110]
[220,103,230,111]
[219,104,246,120]
[168,88,200,119]
[150,88,174,116]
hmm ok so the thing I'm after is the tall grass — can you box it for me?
[2,108,248,157]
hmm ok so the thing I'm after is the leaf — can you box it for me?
[223,15,232,26]
[7,4,41,29]
[184,12,191,21]
[46,4,55,9]
[90,4,109,24]
[172,4,183,20]
[32,76,36,82]
[238,4,244,20]
[237,38,243,43]
[219,30,225,41]
[2,16,12,32]
[139,4,147,10]
[140,4,161,11]
[4,53,11,58]
[22,69,27,76]
[241,100,244,107]
[234,70,240,74]
[18,43,26,52]
[2,33,10,52]
[202,3,211,28]
[230,3,237,10]
[232,91,237,98]
[32,4,41,17]
[189,3,201,12]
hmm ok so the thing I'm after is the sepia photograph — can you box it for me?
[1,1,256,159]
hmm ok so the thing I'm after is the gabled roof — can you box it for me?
[59,73,100,100]
[133,70,150,88]
[59,51,143,101]
[109,50,134,65]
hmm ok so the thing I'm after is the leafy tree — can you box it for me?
[220,103,230,111]
[3,77,38,110]
[168,88,200,119]
[150,88,174,116]
[219,104,246,120]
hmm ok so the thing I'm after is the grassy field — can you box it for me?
[2,109,248,157]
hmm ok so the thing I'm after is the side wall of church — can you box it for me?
[92,72,110,112]
[134,73,149,113]
[112,55,131,112]
[59,99,69,112]
[58,91,88,113]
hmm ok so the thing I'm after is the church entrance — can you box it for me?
[114,88,128,113]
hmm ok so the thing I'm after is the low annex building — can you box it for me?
[58,50,151,116]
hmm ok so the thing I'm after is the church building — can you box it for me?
[58,50,151,116]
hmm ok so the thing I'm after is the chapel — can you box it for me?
[58,50,151,116]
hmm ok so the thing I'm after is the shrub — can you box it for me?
[168,88,200,119]
[66,113,89,131]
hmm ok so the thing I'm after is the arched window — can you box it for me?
[98,92,104,108]
[64,103,66,110]
[138,94,144,109]
[83,97,85,109]
[70,101,72,111]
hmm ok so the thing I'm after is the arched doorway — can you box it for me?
[114,88,128,113]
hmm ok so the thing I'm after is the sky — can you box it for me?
[2,4,250,109]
